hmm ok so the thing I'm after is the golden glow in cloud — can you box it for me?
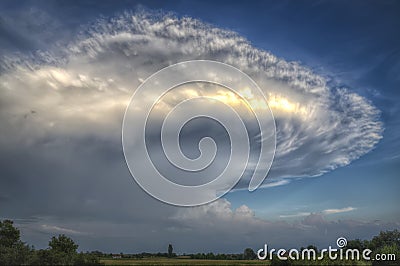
[267,93,309,116]
[153,84,309,120]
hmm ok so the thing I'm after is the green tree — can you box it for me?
[33,235,101,265]
[42,234,79,265]
[0,220,101,265]
[168,244,173,258]
[49,234,78,254]
[306,244,318,253]
[346,239,364,251]
[0,220,32,265]
[0,220,20,248]
[243,248,256,260]
[370,230,400,250]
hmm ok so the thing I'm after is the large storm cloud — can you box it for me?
[0,10,386,251]
[0,11,383,184]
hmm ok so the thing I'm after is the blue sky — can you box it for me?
[0,0,399,253]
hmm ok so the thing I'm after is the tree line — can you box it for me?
[0,220,100,265]
[1,219,399,265]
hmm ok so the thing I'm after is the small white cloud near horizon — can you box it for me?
[41,224,86,235]
[280,206,357,218]
[322,206,357,215]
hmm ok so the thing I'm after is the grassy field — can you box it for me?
[100,257,373,265]
[100,258,271,265]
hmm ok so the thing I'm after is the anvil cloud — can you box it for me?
[0,11,383,186]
